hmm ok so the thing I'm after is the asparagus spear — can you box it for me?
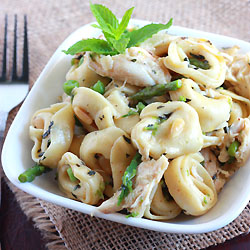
[189,57,210,70]
[18,165,51,183]
[188,53,210,70]
[117,152,142,206]
[130,80,182,101]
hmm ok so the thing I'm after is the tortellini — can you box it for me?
[164,153,217,216]
[140,32,178,56]
[58,152,104,205]
[162,37,226,88]
[87,47,171,87]
[30,103,74,168]
[131,101,203,159]
[80,126,127,196]
[144,181,182,220]
[72,87,117,130]
[80,126,126,174]
[170,79,231,132]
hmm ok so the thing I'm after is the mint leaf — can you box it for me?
[109,37,130,54]
[90,3,119,36]
[115,7,134,40]
[127,18,173,47]
[62,38,116,55]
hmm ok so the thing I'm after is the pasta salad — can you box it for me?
[19,3,250,220]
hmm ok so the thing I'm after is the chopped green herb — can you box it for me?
[91,80,105,94]
[123,135,131,144]
[18,165,51,183]
[96,189,104,199]
[136,102,146,114]
[117,152,141,206]
[228,140,240,157]
[144,123,158,132]
[42,121,54,139]
[67,167,78,182]
[73,184,81,191]
[122,102,146,117]
[78,56,84,66]
[122,109,138,118]
[88,170,96,176]
[203,196,208,204]
[143,113,172,135]
[74,115,82,127]
[63,80,79,96]
[71,192,78,199]
[179,96,186,102]
[96,182,105,199]
[126,212,139,218]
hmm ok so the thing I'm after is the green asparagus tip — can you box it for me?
[18,164,51,183]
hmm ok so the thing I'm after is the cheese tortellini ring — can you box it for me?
[164,153,217,216]
[144,182,182,220]
[72,87,117,130]
[170,79,231,132]
[162,37,226,88]
[58,152,104,205]
[29,103,74,168]
[66,53,110,87]
[140,32,178,56]
[80,126,127,176]
[131,101,203,159]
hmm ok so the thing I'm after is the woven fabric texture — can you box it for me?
[1,0,250,249]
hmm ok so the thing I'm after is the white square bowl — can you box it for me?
[2,19,250,234]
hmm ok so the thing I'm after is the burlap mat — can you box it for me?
[1,0,250,249]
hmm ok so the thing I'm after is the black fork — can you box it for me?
[0,15,30,207]
[0,14,29,82]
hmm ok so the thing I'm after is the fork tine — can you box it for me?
[19,15,29,82]
[0,15,8,82]
[11,14,18,81]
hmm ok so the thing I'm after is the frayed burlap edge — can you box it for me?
[5,177,67,250]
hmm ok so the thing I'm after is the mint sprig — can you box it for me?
[63,3,173,56]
